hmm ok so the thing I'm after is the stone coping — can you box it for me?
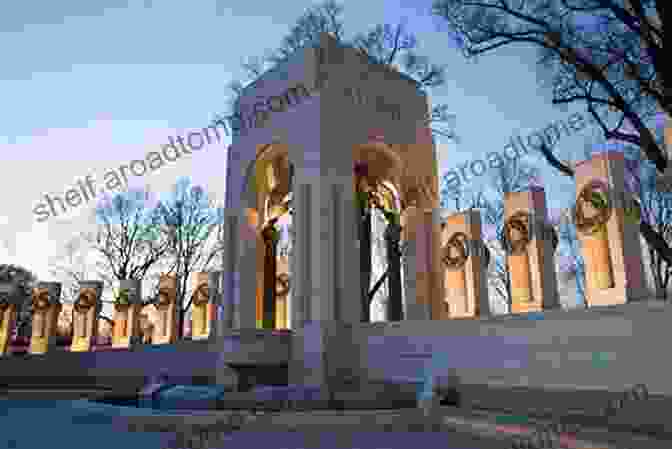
[358,299,669,331]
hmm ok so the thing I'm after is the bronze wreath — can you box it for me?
[192,283,210,306]
[155,287,173,309]
[575,181,612,236]
[276,273,290,297]
[442,232,470,271]
[32,289,51,311]
[504,212,531,255]
[74,289,96,313]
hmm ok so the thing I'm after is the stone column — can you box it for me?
[29,282,61,355]
[220,214,238,332]
[290,183,311,327]
[153,274,178,344]
[261,221,279,329]
[428,208,446,320]
[112,279,142,349]
[504,188,560,314]
[207,271,222,338]
[401,206,430,320]
[0,282,20,356]
[332,182,361,324]
[236,208,260,329]
[574,151,647,306]
[441,209,490,319]
[71,280,103,352]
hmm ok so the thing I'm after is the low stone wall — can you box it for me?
[0,330,292,393]
[343,300,672,434]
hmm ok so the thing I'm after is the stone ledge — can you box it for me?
[459,383,672,440]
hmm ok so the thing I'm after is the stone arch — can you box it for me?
[239,143,296,329]
[352,142,407,322]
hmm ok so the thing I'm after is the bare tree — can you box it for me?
[85,187,171,284]
[555,206,587,304]
[153,178,225,338]
[224,0,458,142]
[621,143,672,299]
[48,235,115,328]
[431,0,672,266]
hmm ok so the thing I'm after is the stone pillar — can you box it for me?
[574,152,647,306]
[207,271,222,338]
[29,282,61,355]
[235,208,259,330]
[190,272,212,340]
[0,282,21,356]
[290,183,311,327]
[440,209,490,318]
[261,221,279,329]
[70,281,103,352]
[331,182,361,324]
[153,274,178,344]
[401,207,430,320]
[220,214,238,332]
[112,279,142,349]
[402,206,444,320]
[504,188,560,313]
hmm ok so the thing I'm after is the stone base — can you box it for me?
[404,303,431,320]
[112,335,143,350]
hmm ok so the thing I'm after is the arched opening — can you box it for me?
[242,144,295,330]
[353,143,404,323]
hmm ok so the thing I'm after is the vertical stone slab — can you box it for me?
[574,152,647,306]
[329,182,361,325]
[29,282,61,355]
[440,209,490,318]
[504,188,560,314]
[220,214,238,332]
[401,206,429,320]
[112,279,142,349]
[70,281,103,352]
[428,209,446,320]
[153,274,178,344]
[208,271,222,338]
[236,208,259,330]
[291,183,311,327]
[0,283,20,356]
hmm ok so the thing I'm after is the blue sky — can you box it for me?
[0,0,608,283]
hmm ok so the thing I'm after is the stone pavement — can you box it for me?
[117,404,669,449]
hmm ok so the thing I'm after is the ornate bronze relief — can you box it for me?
[276,273,290,297]
[442,232,470,271]
[575,180,612,236]
[74,288,96,313]
[504,211,531,255]
[32,289,51,312]
[192,283,210,306]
